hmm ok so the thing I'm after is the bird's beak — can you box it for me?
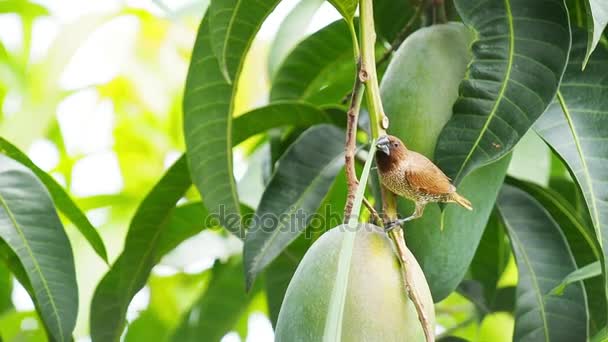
[377,135,390,156]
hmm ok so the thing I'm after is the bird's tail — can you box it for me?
[450,192,473,211]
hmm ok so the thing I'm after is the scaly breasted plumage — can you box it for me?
[376,135,472,228]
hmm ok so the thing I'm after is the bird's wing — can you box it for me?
[404,152,454,195]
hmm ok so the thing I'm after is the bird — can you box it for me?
[375,135,472,231]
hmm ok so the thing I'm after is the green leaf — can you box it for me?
[270,19,354,104]
[327,0,357,23]
[0,137,108,263]
[508,177,606,332]
[233,101,345,142]
[265,168,349,326]
[0,155,77,342]
[90,156,195,342]
[469,210,511,304]
[184,8,290,238]
[535,30,608,329]
[207,0,280,82]
[172,259,256,342]
[0,266,12,315]
[583,0,608,67]
[497,184,587,342]
[373,0,415,42]
[324,138,377,341]
[267,0,325,77]
[551,261,601,296]
[244,125,345,289]
[435,0,571,184]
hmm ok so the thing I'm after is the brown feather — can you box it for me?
[404,151,454,195]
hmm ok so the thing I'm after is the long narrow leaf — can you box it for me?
[0,155,78,342]
[0,137,108,263]
[244,125,346,289]
[497,185,587,341]
[324,139,376,341]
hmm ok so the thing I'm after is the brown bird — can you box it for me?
[375,135,472,230]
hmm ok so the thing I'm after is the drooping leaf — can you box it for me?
[172,259,257,342]
[0,137,108,263]
[185,5,303,238]
[551,261,601,296]
[435,0,571,184]
[583,0,608,67]
[327,0,357,23]
[233,102,345,142]
[207,0,281,82]
[535,30,608,329]
[267,0,325,77]
[270,19,354,105]
[323,138,377,341]
[265,168,349,326]
[244,125,345,289]
[497,185,587,342]
[0,155,77,342]
[508,177,606,332]
[90,157,194,342]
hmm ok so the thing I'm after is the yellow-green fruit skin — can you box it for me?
[380,22,474,158]
[275,224,434,342]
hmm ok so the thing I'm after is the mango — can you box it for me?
[275,224,434,341]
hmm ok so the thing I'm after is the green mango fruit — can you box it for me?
[275,224,434,342]
[380,22,511,301]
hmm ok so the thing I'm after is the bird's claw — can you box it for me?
[384,220,402,233]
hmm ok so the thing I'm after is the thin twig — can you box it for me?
[376,2,425,67]
[344,58,367,220]
[362,197,382,224]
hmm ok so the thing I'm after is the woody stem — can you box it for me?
[359,1,434,341]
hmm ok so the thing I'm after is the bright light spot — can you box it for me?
[233,149,247,181]
[30,17,59,62]
[34,0,121,23]
[126,286,150,322]
[152,264,178,277]
[163,151,182,169]
[160,231,242,274]
[258,0,298,41]
[57,89,114,156]
[71,151,124,196]
[246,313,274,342]
[0,14,23,52]
[221,332,241,342]
[51,171,67,187]
[20,317,38,331]
[308,2,342,34]
[2,91,22,117]
[86,207,111,227]
[125,0,165,16]
[12,279,34,311]
[60,15,138,89]
[28,139,60,172]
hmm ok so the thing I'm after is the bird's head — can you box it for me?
[375,135,408,171]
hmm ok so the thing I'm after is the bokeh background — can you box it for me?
[0,0,547,340]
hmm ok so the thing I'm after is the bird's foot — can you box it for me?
[384,216,413,232]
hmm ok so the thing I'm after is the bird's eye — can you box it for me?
[393,142,399,147]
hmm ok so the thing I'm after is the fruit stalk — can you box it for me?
[359,0,434,341]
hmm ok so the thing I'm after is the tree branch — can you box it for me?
[359,0,434,341]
